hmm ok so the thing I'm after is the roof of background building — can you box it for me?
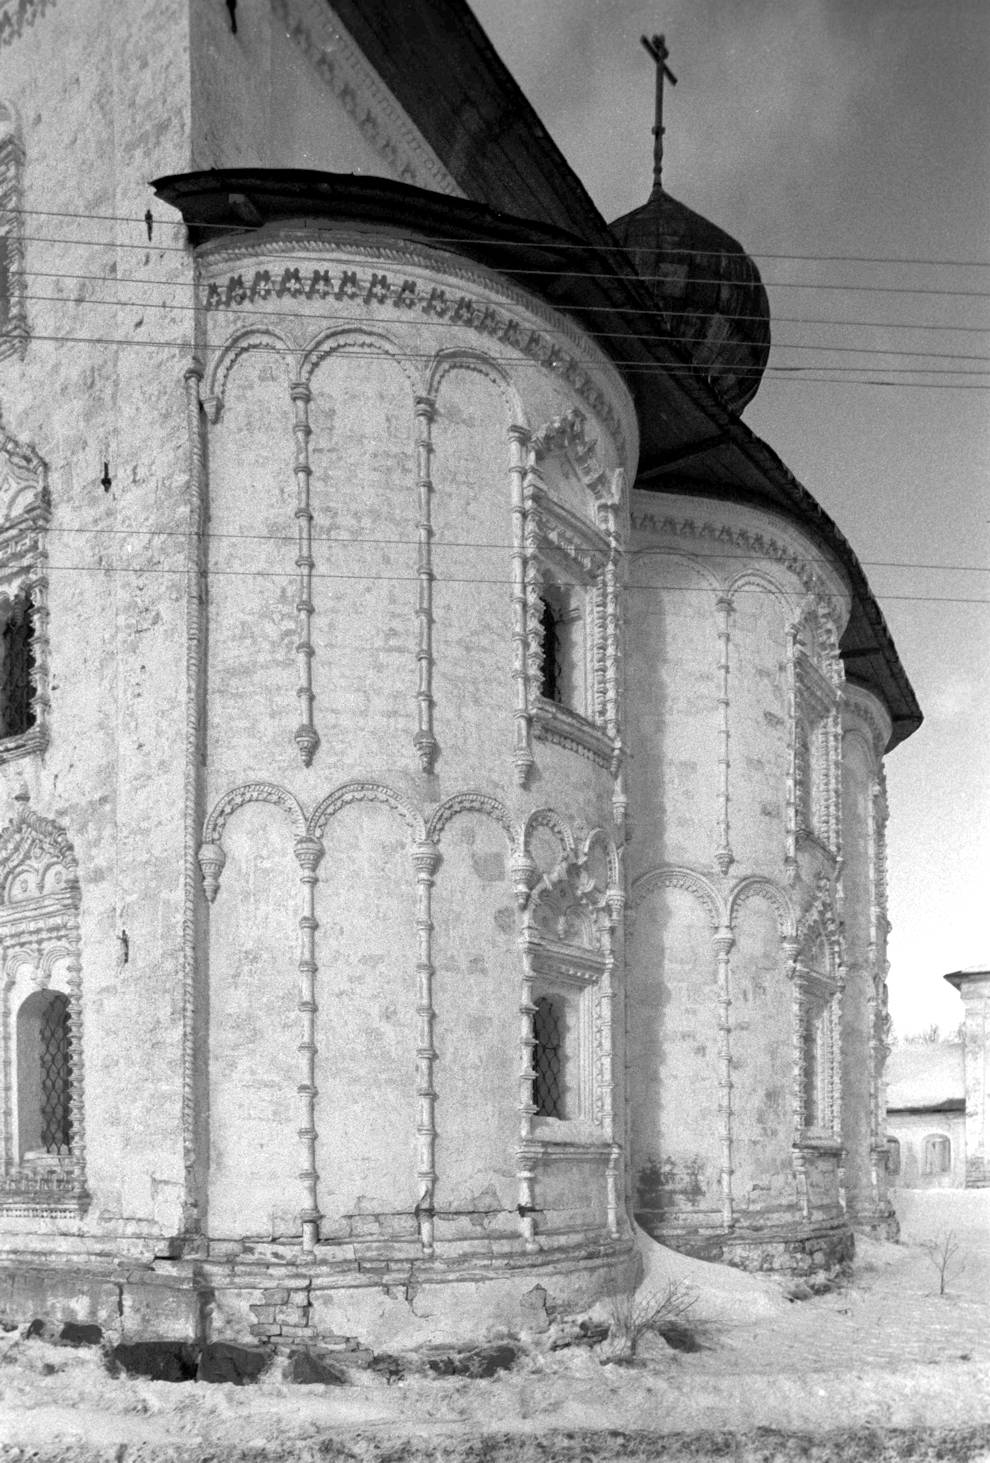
[887,1042,965,1113]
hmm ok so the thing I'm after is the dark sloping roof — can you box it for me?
[886,1043,965,1112]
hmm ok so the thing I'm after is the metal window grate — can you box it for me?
[1,591,36,737]
[539,597,562,703]
[38,992,71,1154]
[532,996,564,1119]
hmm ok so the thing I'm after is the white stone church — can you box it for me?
[0,0,921,1349]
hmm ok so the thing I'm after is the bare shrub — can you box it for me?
[921,1229,964,1297]
[603,1278,699,1359]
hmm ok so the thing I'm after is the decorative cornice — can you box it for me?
[270,0,460,197]
[630,507,847,633]
[197,235,633,464]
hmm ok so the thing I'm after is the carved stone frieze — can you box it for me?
[0,416,50,763]
[0,796,86,1214]
[198,238,633,463]
[0,106,27,361]
[270,0,459,196]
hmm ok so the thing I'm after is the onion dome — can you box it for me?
[610,186,771,413]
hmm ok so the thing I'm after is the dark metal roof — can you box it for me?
[152,167,921,750]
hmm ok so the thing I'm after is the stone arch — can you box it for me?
[725,566,795,619]
[581,827,622,894]
[309,780,425,843]
[796,876,843,966]
[426,793,515,851]
[522,807,575,868]
[300,325,419,393]
[632,865,725,930]
[424,347,527,427]
[199,784,306,903]
[0,803,85,1204]
[636,544,724,596]
[202,782,306,847]
[727,875,796,939]
[529,406,619,506]
[203,325,297,420]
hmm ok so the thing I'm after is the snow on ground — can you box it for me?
[1,1190,988,1461]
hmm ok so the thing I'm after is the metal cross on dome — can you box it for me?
[641,32,678,190]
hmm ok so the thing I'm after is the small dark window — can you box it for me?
[886,1136,900,1176]
[17,988,72,1158]
[0,591,36,737]
[539,596,561,703]
[532,995,565,1119]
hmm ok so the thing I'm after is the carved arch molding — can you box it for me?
[198,781,624,1254]
[0,797,86,1215]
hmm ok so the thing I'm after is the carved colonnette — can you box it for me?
[199,783,624,1259]
[0,419,50,763]
[0,105,27,361]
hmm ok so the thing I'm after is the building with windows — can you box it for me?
[0,0,920,1349]
[886,968,990,1190]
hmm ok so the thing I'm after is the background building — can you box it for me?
[887,969,990,1190]
[0,0,919,1348]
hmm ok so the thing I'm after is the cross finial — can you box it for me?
[641,32,677,192]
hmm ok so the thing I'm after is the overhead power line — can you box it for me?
[39,559,990,605]
[17,230,990,298]
[17,291,990,365]
[8,330,990,388]
[16,265,990,336]
[46,524,990,575]
[8,205,990,270]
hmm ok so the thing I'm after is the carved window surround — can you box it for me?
[788,638,842,872]
[523,474,619,779]
[0,800,87,1216]
[0,422,50,763]
[0,107,27,362]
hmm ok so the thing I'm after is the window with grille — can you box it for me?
[539,597,561,702]
[923,1134,951,1175]
[532,995,565,1119]
[0,591,36,738]
[16,988,72,1158]
[537,585,584,716]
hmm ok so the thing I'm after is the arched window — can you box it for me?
[16,988,72,1158]
[885,1136,901,1176]
[923,1134,951,1175]
[0,803,85,1212]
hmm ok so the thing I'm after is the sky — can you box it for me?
[471,0,990,1038]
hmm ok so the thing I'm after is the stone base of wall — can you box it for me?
[636,1215,854,1275]
[849,1204,900,1243]
[0,1235,640,1351]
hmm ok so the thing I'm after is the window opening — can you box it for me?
[17,988,72,1158]
[885,1136,900,1176]
[0,591,36,737]
[802,999,827,1129]
[539,596,561,703]
[923,1134,950,1175]
[532,995,565,1119]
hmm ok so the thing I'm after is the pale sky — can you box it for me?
[471,0,990,1037]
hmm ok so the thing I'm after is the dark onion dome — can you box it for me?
[610,187,771,413]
